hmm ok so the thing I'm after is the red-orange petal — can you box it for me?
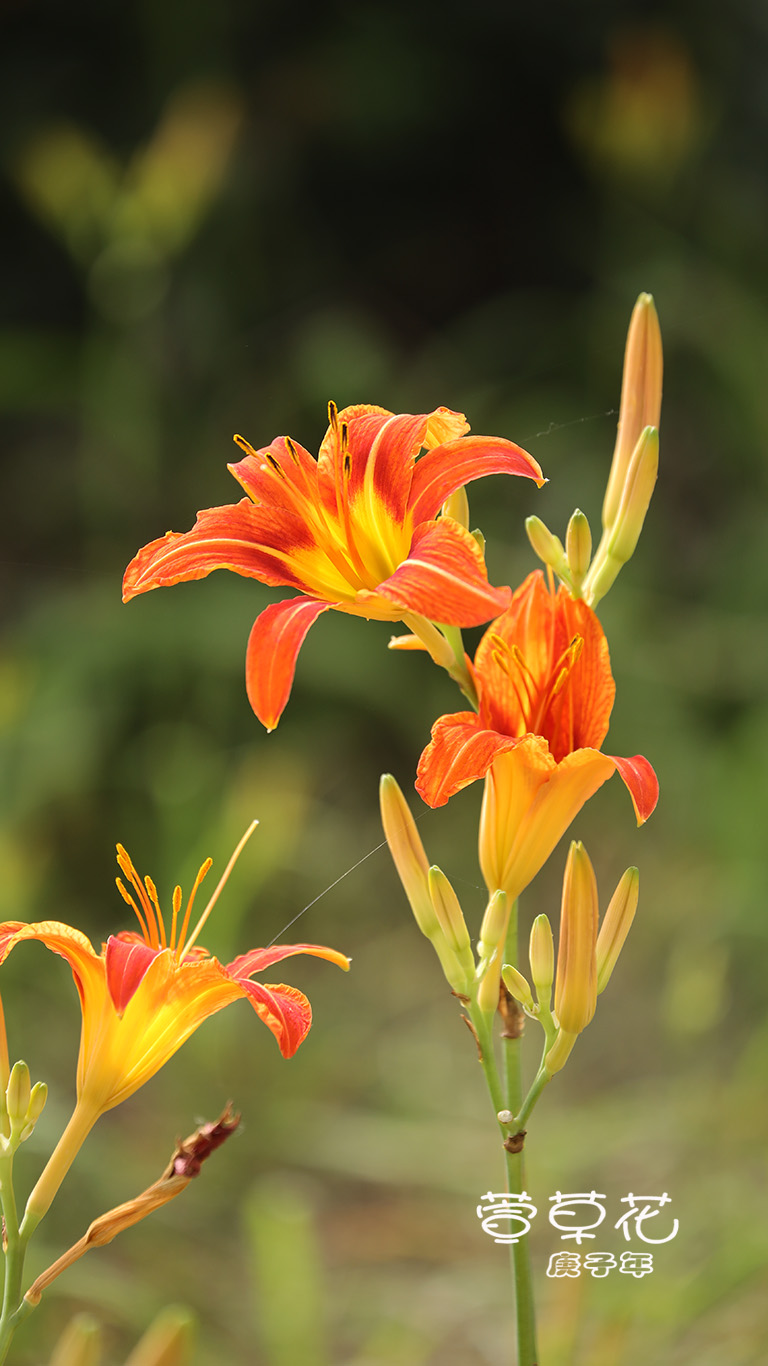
[228,942,351,977]
[122,502,312,601]
[608,753,659,823]
[105,935,160,1015]
[377,519,510,626]
[245,597,332,730]
[408,435,544,523]
[236,980,313,1057]
[415,712,521,807]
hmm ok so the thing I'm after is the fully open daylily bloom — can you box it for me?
[0,830,349,1126]
[123,403,543,729]
[417,568,658,903]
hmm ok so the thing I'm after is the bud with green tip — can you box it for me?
[554,842,598,1035]
[501,963,535,1013]
[476,889,509,1012]
[596,866,639,994]
[427,866,476,992]
[529,914,555,1009]
[584,426,658,607]
[6,1060,31,1128]
[525,516,572,584]
[565,509,592,591]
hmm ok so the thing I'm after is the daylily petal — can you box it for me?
[0,921,105,1014]
[487,747,618,901]
[416,711,520,807]
[236,980,313,1057]
[122,501,311,601]
[245,597,332,731]
[105,935,160,1015]
[408,435,544,523]
[228,942,351,977]
[608,752,659,824]
[377,518,510,626]
[475,572,615,755]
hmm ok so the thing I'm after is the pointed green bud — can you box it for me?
[529,914,555,1008]
[596,867,639,994]
[379,774,437,939]
[584,427,658,606]
[441,484,470,530]
[477,889,509,964]
[565,509,592,591]
[427,866,476,991]
[471,527,486,556]
[6,1060,30,1127]
[501,963,535,1012]
[525,516,571,583]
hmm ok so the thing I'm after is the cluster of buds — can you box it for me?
[526,292,662,607]
[379,774,476,996]
[502,842,639,1075]
[0,1059,48,1155]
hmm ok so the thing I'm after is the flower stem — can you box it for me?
[501,903,539,1366]
[20,1100,99,1243]
[0,1151,36,1364]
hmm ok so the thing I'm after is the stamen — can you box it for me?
[169,884,183,952]
[143,875,166,949]
[115,876,152,944]
[264,453,285,480]
[175,857,213,956]
[530,635,584,733]
[328,400,339,429]
[178,822,259,964]
[116,845,160,948]
[285,436,301,466]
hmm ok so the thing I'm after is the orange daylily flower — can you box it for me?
[416,569,658,908]
[0,829,349,1122]
[123,403,543,730]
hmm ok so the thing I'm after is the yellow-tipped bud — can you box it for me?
[427,866,476,991]
[529,914,555,1007]
[584,427,658,607]
[471,527,486,557]
[565,509,592,590]
[6,1060,30,1127]
[379,774,437,940]
[441,484,470,530]
[545,1028,577,1075]
[501,963,535,1012]
[597,866,639,994]
[525,516,571,581]
[477,889,509,964]
[554,842,598,1036]
[603,292,663,532]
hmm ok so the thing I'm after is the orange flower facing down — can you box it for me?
[123,403,543,729]
[0,829,349,1122]
[417,569,658,907]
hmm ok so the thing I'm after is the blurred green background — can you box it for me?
[1,2,767,1362]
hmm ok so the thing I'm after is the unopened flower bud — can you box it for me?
[380,774,437,939]
[529,914,555,1007]
[501,963,535,1012]
[427,866,476,991]
[565,509,592,590]
[48,1312,103,1366]
[597,866,639,994]
[441,484,470,530]
[603,292,663,532]
[545,1028,577,1075]
[554,842,598,1036]
[6,1060,30,1127]
[584,427,658,607]
[477,889,508,965]
[525,516,571,582]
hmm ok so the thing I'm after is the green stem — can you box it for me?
[500,903,539,1366]
[0,1151,35,1364]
